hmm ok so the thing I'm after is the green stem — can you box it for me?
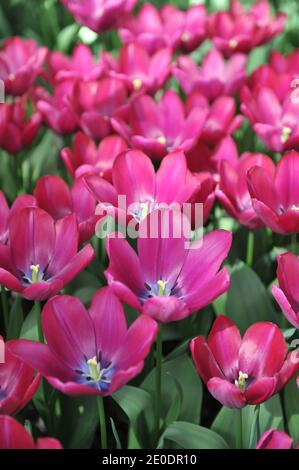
[97,395,107,449]
[34,301,44,343]
[236,408,243,449]
[155,325,163,441]
[246,231,254,266]
[256,404,260,442]
[291,233,297,255]
[1,288,9,334]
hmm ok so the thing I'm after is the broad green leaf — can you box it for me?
[284,377,299,445]
[20,306,38,341]
[158,422,229,449]
[7,296,23,340]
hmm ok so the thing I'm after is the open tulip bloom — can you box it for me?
[9,288,158,396]
[191,316,298,408]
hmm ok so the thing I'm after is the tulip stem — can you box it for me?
[1,288,9,334]
[246,231,254,266]
[236,408,243,449]
[34,301,44,343]
[291,233,297,255]
[155,325,163,442]
[97,395,107,449]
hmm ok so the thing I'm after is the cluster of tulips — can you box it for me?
[0,0,299,450]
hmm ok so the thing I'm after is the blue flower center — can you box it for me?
[75,354,115,392]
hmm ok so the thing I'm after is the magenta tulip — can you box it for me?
[112,89,207,160]
[9,288,158,396]
[0,336,40,415]
[0,415,62,449]
[272,253,299,329]
[0,37,47,96]
[0,192,36,244]
[188,172,215,227]
[216,151,275,229]
[208,0,286,56]
[60,0,137,32]
[34,175,99,244]
[0,206,94,300]
[119,3,206,54]
[85,149,199,224]
[247,64,292,103]
[61,132,127,181]
[108,43,172,95]
[105,209,231,323]
[0,98,41,154]
[247,150,299,234]
[173,50,247,100]
[191,316,298,408]
[257,429,298,449]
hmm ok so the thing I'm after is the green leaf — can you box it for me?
[212,395,284,449]
[158,422,229,449]
[110,418,122,449]
[7,296,23,340]
[284,377,299,444]
[20,306,38,341]
[112,385,152,428]
[216,260,277,332]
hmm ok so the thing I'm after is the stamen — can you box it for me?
[87,356,101,382]
[229,39,238,49]
[157,135,167,146]
[157,279,167,296]
[234,371,248,392]
[281,126,292,143]
[30,264,40,283]
[181,32,190,43]
[132,78,142,90]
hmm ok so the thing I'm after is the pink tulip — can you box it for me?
[105,209,231,323]
[34,175,99,244]
[60,0,137,32]
[0,37,47,96]
[173,50,247,100]
[61,132,127,181]
[191,316,298,408]
[188,172,215,227]
[0,192,36,244]
[0,415,62,449]
[208,0,286,56]
[112,89,207,160]
[272,253,299,329]
[9,288,158,396]
[247,150,299,234]
[0,206,94,300]
[257,429,298,449]
[247,64,292,103]
[119,3,206,54]
[216,151,275,229]
[0,98,41,154]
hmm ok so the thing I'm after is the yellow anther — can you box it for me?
[157,135,166,146]
[234,371,248,392]
[87,356,101,382]
[229,39,238,49]
[132,78,142,90]
[157,279,167,296]
[281,126,292,143]
[30,264,40,283]
[181,32,190,43]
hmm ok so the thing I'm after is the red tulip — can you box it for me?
[257,429,298,449]
[0,206,94,300]
[9,288,158,396]
[191,316,298,408]
[247,150,299,234]
[0,415,62,449]
[0,37,47,96]
[119,3,206,54]
[61,132,127,181]
[216,151,275,229]
[0,98,41,154]
[272,253,299,329]
[34,175,99,244]
[0,336,40,416]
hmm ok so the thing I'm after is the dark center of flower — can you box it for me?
[75,353,115,392]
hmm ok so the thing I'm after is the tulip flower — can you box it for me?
[216,151,275,229]
[0,206,94,300]
[105,209,231,323]
[0,98,41,154]
[34,175,99,244]
[47,44,106,83]
[246,64,292,103]
[9,287,158,395]
[191,316,298,408]
[257,429,299,449]
[35,80,78,135]
[247,150,299,234]
[0,192,36,244]
[173,50,247,100]
[0,336,40,415]
[108,43,172,95]
[269,49,299,76]
[208,0,286,56]
[241,87,299,152]
[119,3,206,54]
[186,92,243,144]
[0,415,62,449]
[84,149,199,224]
[70,78,129,140]
[272,253,299,329]
[61,132,127,181]
[60,0,137,33]
[188,172,215,227]
[112,90,207,160]
[0,37,47,96]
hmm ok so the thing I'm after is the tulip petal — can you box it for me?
[207,377,246,408]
